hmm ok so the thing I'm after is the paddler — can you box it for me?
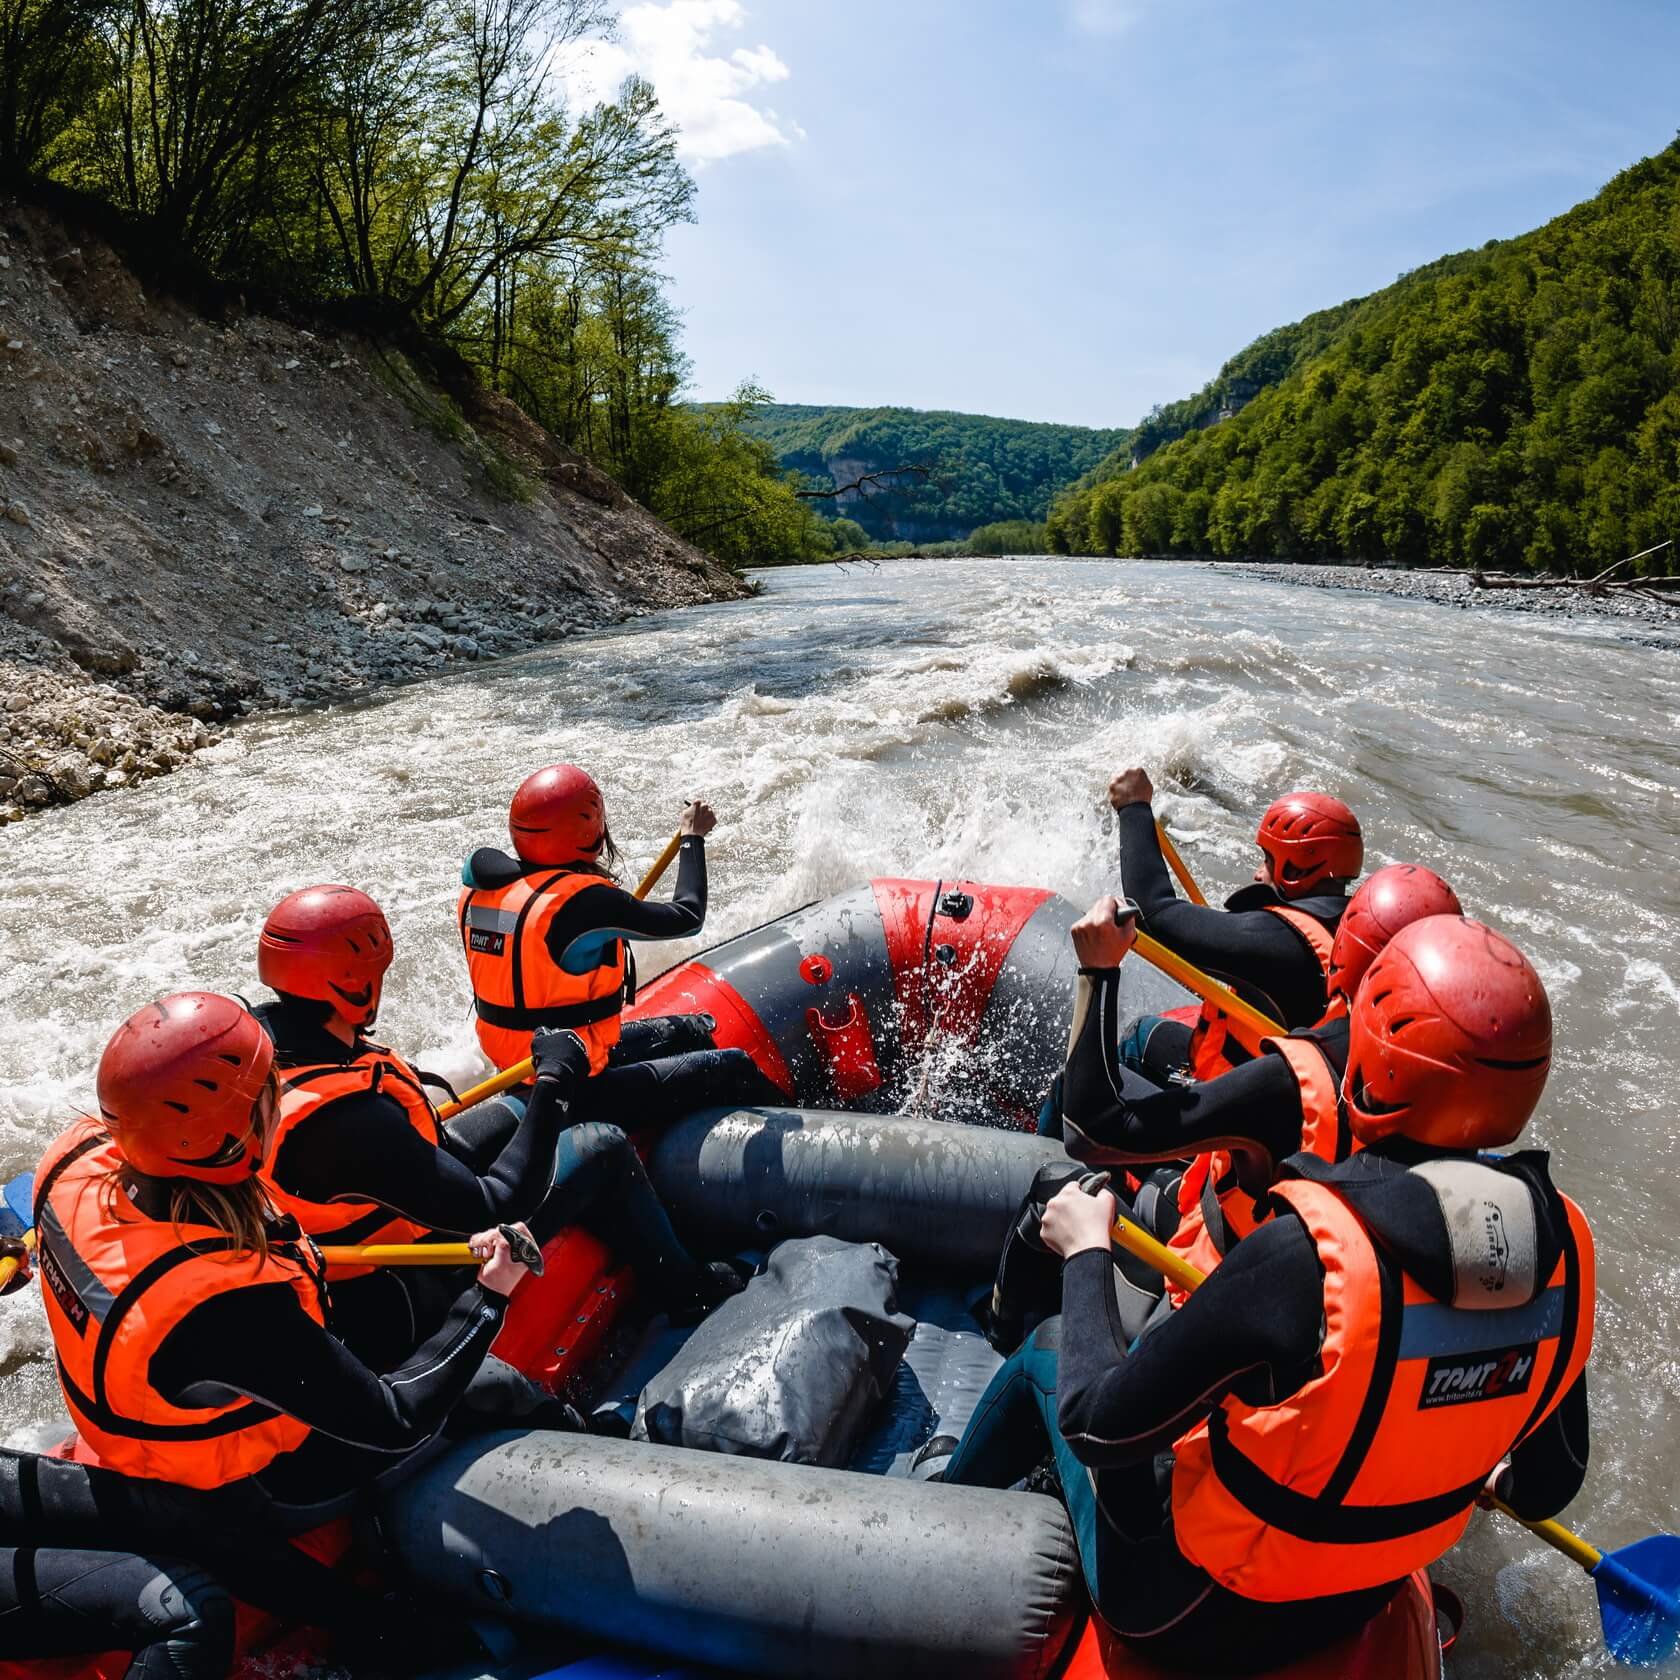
[257,885,745,1354]
[457,764,785,1125]
[935,914,1594,1674]
[33,991,566,1535]
[1092,767,1363,1095]
[989,864,1462,1349]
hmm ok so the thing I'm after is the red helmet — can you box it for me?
[1343,915,1551,1150]
[257,884,392,1026]
[1257,792,1364,897]
[1327,863,1463,1005]
[97,993,275,1182]
[509,764,605,867]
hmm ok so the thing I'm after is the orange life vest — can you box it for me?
[33,1117,327,1490]
[458,868,628,1074]
[1167,1030,1354,1304]
[1187,903,1336,1080]
[1172,1170,1595,1601]
[264,1041,441,1280]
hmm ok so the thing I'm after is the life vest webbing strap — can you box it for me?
[93,1235,248,1421]
[321,1201,421,1248]
[508,870,571,1013]
[280,1065,360,1093]
[1318,1240,1405,1505]
[471,989,625,1032]
[57,1357,274,1443]
[1200,1165,1237,1257]
[1206,1410,1486,1544]
[32,1132,104,1222]
[1512,1214,1582,1450]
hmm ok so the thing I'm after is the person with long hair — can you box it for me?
[33,991,558,1540]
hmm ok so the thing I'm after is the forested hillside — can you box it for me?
[0,0,828,566]
[1049,143,1680,574]
[738,404,1127,543]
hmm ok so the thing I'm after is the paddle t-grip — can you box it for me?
[498,1223,545,1276]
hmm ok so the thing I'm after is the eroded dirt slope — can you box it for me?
[0,199,745,819]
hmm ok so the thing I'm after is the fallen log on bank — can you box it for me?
[1468,542,1679,606]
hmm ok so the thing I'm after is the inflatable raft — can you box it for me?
[7,880,1445,1680]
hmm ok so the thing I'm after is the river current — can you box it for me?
[2,558,1677,1677]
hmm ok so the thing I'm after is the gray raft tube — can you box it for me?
[649,1103,1072,1272]
[379,1110,1084,1679]
[382,1430,1081,1680]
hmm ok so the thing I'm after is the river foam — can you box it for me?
[2,558,1677,1675]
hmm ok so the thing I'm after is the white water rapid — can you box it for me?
[3,558,1677,1678]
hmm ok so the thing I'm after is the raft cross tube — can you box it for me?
[379,1430,1081,1680]
[650,1105,1073,1272]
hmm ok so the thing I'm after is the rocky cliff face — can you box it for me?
[0,199,747,821]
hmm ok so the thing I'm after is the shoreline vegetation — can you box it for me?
[1044,144,1680,582]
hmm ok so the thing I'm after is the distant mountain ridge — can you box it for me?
[729,403,1128,543]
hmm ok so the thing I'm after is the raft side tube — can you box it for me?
[379,1430,1081,1680]
[650,1105,1071,1271]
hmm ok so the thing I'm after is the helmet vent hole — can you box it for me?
[163,1100,190,1114]
[191,1078,219,1092]
[1476,1055,1548,1071]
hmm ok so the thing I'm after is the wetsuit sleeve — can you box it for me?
[1497,1371,1590,1520]
[1056,1213,1323,1467]
[543,838,707,966]
[1116,802,1306,995]
[149,1278,506,1453]
[1061,967,1304,1166]
[270,1074,570,1234]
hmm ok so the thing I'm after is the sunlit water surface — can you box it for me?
[3,559,1678,1678]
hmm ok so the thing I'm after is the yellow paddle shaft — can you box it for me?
[1492,1499,1603,1572]
[435,827,686,1121]
[0,1228,36,1291]
[1109,1207,1206,1297]
[317,1242,479,1268]
[1156,822,1208,906]
[1129,929,1282,1058]
[1107,1185,1610,1582]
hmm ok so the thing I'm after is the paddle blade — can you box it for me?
[1595,1537,1680,1665]
[1,1172,32,1240]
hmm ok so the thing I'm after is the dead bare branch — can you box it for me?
[797,465,933,501]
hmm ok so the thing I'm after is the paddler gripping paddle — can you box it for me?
[1082,1173,1680,1666]
[437,824,685,1122]
[1,1167,543,1281]
[1109,899,1285,1058]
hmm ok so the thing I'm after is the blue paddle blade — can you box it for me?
[0,1172,32,1240]
[1595,1536,1680,1665]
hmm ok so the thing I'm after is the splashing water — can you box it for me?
[3,558,1678,1675]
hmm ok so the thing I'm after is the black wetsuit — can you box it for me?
[996,970,1350,1342]
[0,1445,473,1676]
[1114,800,1348,1079]
[462,838,786,1130]
[947,1142,1591,1674]
[258,1001,740,1361]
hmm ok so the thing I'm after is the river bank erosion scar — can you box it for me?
[0,201,750,826]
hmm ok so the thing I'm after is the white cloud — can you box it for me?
[564,1,801,165]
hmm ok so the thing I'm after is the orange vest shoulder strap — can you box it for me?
[1261,1033,1351,1164]
[1262,902,1337,980]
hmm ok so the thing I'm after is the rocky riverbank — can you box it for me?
[0,199,748,824]
[1217,560,1680,646]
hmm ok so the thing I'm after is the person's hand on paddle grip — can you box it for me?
[470,1225,531,1298]
[1072,895,1138,969]
[0,1234,32,1289]
[680,799,717,838]
[1041,1180,1117,1260]
[1108,767,1154,810]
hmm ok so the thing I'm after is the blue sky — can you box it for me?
[571,0,1680,427]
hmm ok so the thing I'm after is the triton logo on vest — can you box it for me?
[469,928,507,957]
[1420,1343,1537,1408]
[38,1242,88,1334]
